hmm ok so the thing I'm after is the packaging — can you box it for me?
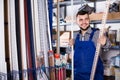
[48,50,55,80]
[115,68,120,80]
[89,12,120,21]
[60,31,71,47]
[52,30,71,47]
[53,0,64,3]
[108,30,117,46]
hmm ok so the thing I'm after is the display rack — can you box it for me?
[52,0,120,79]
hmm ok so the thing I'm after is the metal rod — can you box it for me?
[56,0,60,54]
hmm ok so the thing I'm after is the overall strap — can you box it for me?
[89,28,98,41]
[75,34,80,41]
[74,34,80,49]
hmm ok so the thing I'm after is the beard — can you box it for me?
[80,25,90,31]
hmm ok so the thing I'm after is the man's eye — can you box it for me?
[79,19,82,21]
[85,18,89,20]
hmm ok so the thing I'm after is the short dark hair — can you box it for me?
[76,10,89,17]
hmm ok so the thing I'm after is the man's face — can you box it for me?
[76,14,90,31]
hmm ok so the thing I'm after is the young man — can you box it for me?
[73,10,111,80]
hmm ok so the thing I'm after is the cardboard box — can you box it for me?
[52,30,71,47]
[64,12,120,22]
[115,68,120,80]
[60,31,71,47]
[90,13,103,20]
[89,12,120,21]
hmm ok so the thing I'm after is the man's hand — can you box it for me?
[98,35,107,46]
[68,39,74,46]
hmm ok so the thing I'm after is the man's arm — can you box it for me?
[102,36,111,48]
[98,33,111,49]
[94,29,111,49]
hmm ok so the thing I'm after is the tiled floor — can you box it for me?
[66,76,115,80]
[104,76,115,80]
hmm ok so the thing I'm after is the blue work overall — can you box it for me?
[74,29,104,80]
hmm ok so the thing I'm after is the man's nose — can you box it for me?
[82,20,86,23]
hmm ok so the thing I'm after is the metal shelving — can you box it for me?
[53,19,120,27]
[53,0,107,8]
[53,1,120,28]
[53,0,85,8]
[52,0,120,44]
[91,19,120,24]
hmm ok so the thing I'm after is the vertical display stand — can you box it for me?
[19,0,28,80]
[0,0,7,80]
[7,0,19,79]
